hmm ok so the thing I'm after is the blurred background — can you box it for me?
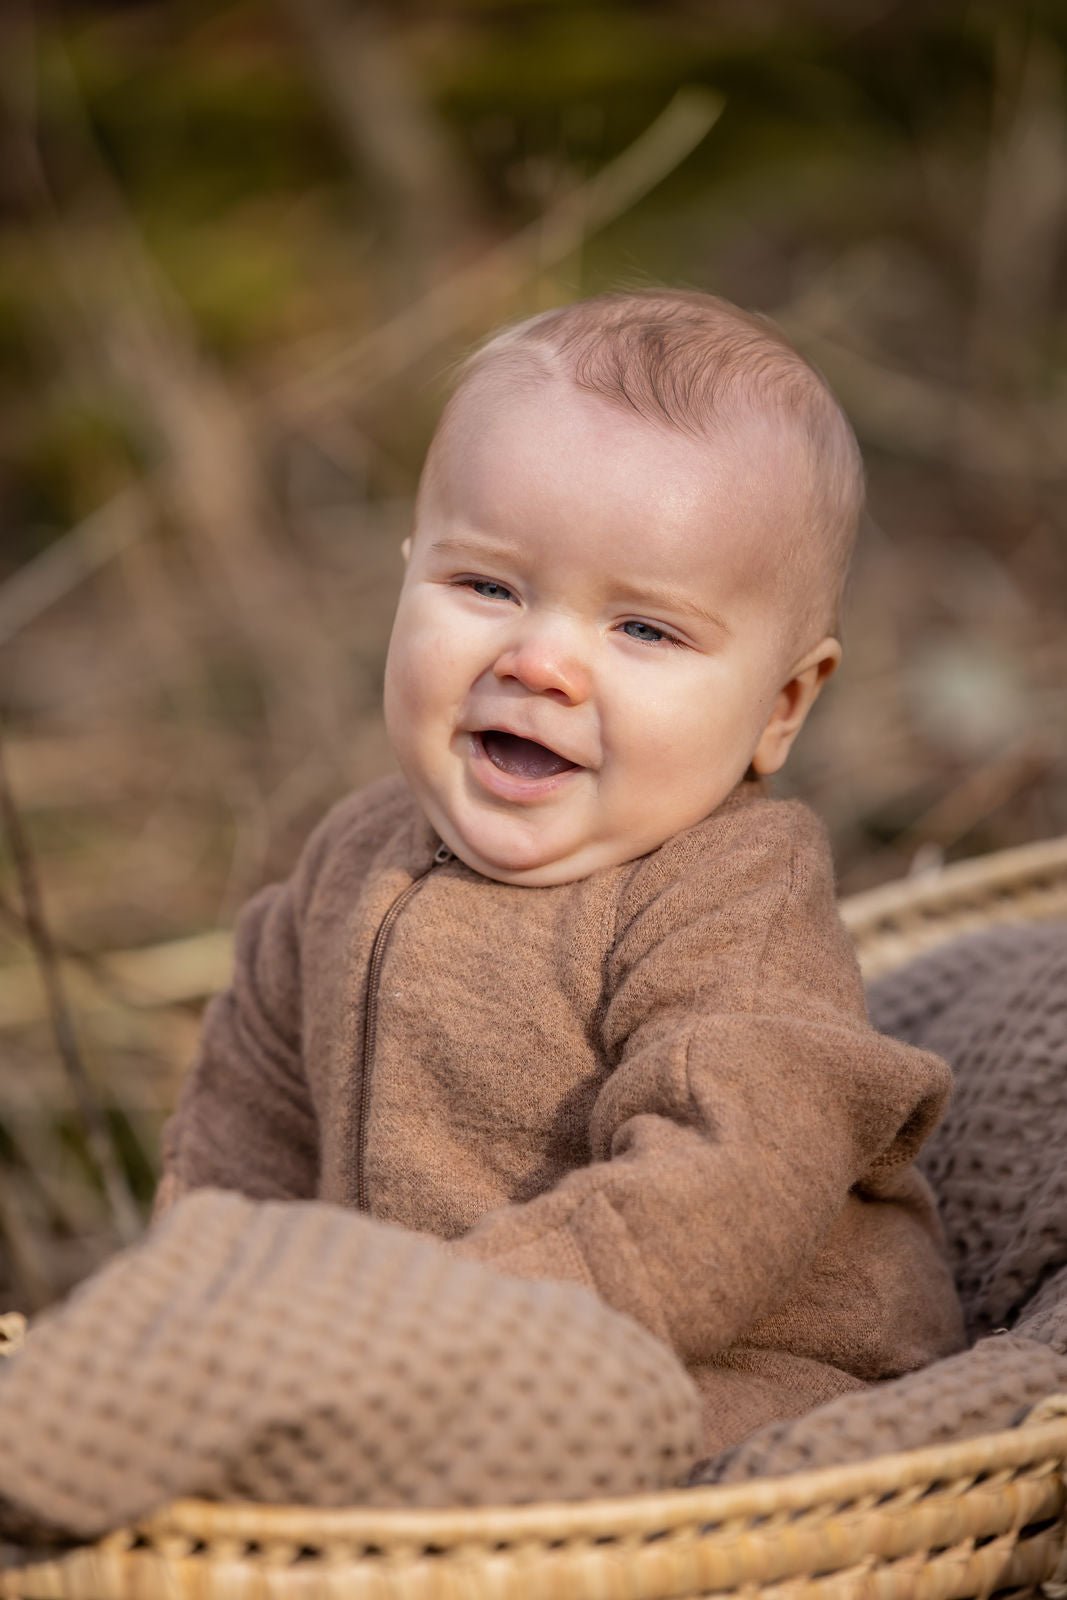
[1,0,1065,1307]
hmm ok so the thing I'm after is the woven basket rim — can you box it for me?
[839,831,1067,978]
[840,832,1067,932]
[133,1396,1067,1547]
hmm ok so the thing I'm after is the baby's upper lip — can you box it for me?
[468,720,589,770]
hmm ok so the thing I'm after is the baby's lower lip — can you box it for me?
[467,733,582,803]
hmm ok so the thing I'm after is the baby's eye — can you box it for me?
[620,619,672,646]
[466,578,516,603]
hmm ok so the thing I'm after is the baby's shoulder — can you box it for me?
[608,788,857,1006]
[699,784,830,861]
[288,773,421,904]
[623,786,832,910]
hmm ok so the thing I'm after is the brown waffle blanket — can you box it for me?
[693,919,1067,1483]
[0,1195,700,1541]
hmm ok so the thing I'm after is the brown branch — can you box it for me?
[279,0,481,285]
[0,1181,51,1313]
[0,731,141,1244]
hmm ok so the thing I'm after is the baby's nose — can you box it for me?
[492,629,591,705]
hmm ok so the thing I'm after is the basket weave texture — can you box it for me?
[840,834,1067,979]
[4,836,1067,1600]
[7,1406,1067,1600]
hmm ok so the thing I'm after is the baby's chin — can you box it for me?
[439,821,650,888]
[454,850,596,888]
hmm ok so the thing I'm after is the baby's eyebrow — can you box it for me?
[429,536,513,562]
[613,581,732,636]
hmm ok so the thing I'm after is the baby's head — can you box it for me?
[384,289,863,886]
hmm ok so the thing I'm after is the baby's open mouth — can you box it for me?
[477,730,578,780]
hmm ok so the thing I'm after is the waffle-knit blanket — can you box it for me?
[0,1195,700,1541]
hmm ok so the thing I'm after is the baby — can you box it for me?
[158,290,964,1451]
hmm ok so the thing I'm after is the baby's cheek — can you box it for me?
[625,697,701,766]
[395,620,444,684]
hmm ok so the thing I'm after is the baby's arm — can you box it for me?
[154,871,317,1215]
[449,803,961,1370]
[153,784,379,1216]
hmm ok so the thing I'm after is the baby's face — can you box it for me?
[384,376,833,886]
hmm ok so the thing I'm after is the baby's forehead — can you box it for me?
[444,361,738,470]
[431,368,807,534]
[430,376,817,604]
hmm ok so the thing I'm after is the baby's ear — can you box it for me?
[751,637,841,777]
[401,536,413,563]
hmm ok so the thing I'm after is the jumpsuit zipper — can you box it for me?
[355,841,453,1211]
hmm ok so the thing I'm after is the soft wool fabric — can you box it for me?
[692,920,1067,1484]
[0,1190,701,1540]
[158,774,963,1450]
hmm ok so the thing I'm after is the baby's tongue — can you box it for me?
[481,730,576,778]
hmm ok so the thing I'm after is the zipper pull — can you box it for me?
[433,842,453,866]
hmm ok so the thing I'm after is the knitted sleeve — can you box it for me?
[154,877,317,1215]
[153,794,368,1215]
[449,800,961,1369]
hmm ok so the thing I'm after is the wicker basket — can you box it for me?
[4,836,1067,1600]
[841,833,1067,979]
